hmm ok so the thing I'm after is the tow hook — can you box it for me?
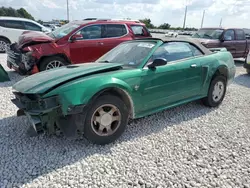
[17,109,25,116]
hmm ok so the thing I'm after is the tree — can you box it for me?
[17,8,34,20]
[158,23,171,29]
[139,18,155,28]
[37,19,44,25]
[0,6,34,20]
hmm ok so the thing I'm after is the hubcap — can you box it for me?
[212,81,225,102]
[91,104,121,136]
[46,60,64,70]
[0,41,7,52]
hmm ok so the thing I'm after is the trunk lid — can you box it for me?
[17,31,54,49]
[13,63,123,94]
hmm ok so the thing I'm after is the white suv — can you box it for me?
[0,17,51,52]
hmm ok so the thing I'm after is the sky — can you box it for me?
[1,0,250,28]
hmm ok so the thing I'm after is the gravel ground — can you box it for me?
[0,53,250,188]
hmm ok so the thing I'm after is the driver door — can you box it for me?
[138,42,203,112]
[69,24,106,64]
[220,29,236,57]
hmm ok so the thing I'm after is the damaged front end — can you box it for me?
[7,43,37,75]
[12,92,63,136]
[11,91,87,137]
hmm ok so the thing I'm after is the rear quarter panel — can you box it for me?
[200,51,235,96]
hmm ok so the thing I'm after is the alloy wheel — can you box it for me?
[0,40,7,52]
[91,104,121,136]
[46,60,64,70]
[212,81,225,102]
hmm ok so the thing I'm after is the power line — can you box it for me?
[183,5,187,29]
[201,10,205,28]
[219,18,222,27]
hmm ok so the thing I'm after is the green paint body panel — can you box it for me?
[12,39,236,121]
[0,64,10,82]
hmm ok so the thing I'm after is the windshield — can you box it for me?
[48,22,80,39]
[97,41,156,67]
[192,29,224,39]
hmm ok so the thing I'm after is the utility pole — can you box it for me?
[201,10,205,28]
[183,5,187,30]
[67,0,69,22]
[219,18,222,27]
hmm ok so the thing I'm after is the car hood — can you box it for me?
[17,31,54,49]
[13,63,123,94]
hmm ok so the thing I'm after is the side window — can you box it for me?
[24,21,42,31]
[104,24,127,38]
[223,30,235,41]
[235,29,245,40]
[131,25,146,36]
[77,25,102,39]
[150,42,194,63]
[189,44,203,56]
[0,20,5,27]
[4,20,25,29]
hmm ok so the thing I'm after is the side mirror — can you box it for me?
[70,34,83,41]
[148,58,167,69]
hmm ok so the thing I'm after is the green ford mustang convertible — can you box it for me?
[11,38,236,145]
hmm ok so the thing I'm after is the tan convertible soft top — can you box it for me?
[136,37,213,55]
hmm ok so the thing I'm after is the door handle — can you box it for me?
[190,64,197,68]
[97,42,104,45]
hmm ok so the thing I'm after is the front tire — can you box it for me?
[84,95,129,145]
[39,56,69,71]
[202,75,227,107]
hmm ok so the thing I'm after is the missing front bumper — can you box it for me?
[11,94,62,136]
[12,93,87,138]
[6,43,36,75]
[25,112,44,136]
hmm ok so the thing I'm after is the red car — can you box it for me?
[6,19,151,75]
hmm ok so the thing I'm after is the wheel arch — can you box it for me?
[0,36,11,43]
[37,53,71,68]
[212,65,228,81]
[88,87,135,119]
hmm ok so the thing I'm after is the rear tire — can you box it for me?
[84,95,129,145]
[246,69,250,74]
[0,38,10,53]
[39,56,69,71]
[202,75,227,107]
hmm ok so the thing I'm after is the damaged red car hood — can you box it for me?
[17,31,54,48]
